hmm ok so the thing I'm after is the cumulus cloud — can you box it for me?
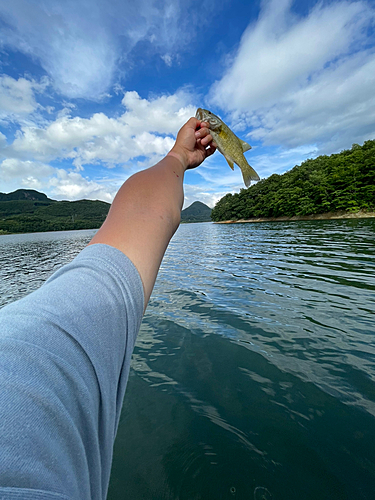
[48,169,118,202]
[0,0,218,99]
[0,157,119,201]
[0,158,53,181]
[5,90,195,168]
[0,89,199,201]
[0,75,49,121]
[0,158,54,193]
[210,0,375,153]
[121,90,196,134]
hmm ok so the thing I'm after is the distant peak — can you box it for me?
[181,201,212,223]
[0,189,53,202]
[185,201,211,209]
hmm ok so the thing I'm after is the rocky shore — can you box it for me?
[215,210,375,224]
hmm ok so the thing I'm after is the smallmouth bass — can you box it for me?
[196,108,260,187]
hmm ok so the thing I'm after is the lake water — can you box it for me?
[1,220,375,499]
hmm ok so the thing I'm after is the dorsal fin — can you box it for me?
[240,139,252,152]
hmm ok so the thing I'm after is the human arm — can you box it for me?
[0,244,144,499]
[88,117,216,306]
[0,117,215,499]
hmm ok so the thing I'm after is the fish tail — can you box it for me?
[241,162,260,187]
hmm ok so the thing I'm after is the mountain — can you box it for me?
[0,189,53,202]
[181,201,212,223]
[0,189,213,233]
[211,139,375,222]
[0,189,110,234]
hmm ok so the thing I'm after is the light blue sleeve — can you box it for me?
[0,244,144,500]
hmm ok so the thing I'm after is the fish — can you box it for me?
[196,108,260,187]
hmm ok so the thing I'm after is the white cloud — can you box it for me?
[0,158,54,181]
[250,52,375,153]
[0,0,218,99]
[0,158,54,193]
[0,89,199,201]
[0,157,119,202]
[212,0,371,110]
[0,1,118,99]
[20,176,43,190]
[48,169,118,202]
[0,75,49,119]
[5,90,196,168]
[161,54,173,67]
[120,90,196,134]
[210,0,375,154]
[0,132,6,147]
[250,144,319,178]
[133,132,175,156]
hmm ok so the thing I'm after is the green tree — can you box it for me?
[211,139,375,221]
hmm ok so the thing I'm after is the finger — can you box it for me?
[200,131,213,146]
[198,129,211,140]
[195,121,209,129]
[195,122,210,138]
[195,126,211,140]
[184,117,199,132]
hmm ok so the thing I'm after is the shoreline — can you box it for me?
[214,210,375,224]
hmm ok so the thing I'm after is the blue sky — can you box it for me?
[0,0,374,208]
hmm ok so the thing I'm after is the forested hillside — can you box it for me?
[0,189,213,233]
[211,140,375,222]
[0,190,110,234]
[0,189,51,202]
[181,201,212,222]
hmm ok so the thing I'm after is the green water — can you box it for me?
[1,220,374,499]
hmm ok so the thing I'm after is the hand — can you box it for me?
[168,117,216,170]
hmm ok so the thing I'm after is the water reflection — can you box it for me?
[111,309,375,499]
[1,221,375,499]
[110,219,375,499]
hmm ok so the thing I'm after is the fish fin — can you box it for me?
[240,139,252,152]
[241,164,260,188]
[225,157,235,171]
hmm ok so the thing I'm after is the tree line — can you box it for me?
[0,198,110,234]
[211,140,375,222]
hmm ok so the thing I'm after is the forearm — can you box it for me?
[89,117,215,308]
[89,155,185,305]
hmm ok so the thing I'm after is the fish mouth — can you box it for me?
[195,108,204,120]
[195,108,221,131]
[196,108,214,127]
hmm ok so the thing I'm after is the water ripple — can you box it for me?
[2,222,375,499]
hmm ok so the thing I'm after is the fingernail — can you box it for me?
[195,131,201,138]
